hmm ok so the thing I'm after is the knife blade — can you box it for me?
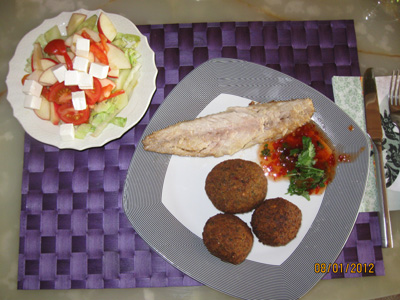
[363,68,393,248]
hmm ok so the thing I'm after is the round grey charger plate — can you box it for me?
[123,58,369,300]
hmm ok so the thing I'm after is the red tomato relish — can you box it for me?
[259,122,337,196]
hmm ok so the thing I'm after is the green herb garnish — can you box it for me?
[286,136,327,200]
[261,144,270,157]
[289,148,300,156]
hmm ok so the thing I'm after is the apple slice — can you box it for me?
[97,12,117,42]
[107,68,119,78]
[88,52,95,63]
[99,78,116,89]
[34,96,50,120]
[31,43,43,71]
[55,51,75,64]
[99,78,116,98]
[40,58,57,70]
[68,34,83,54]
[67,13,87,36]
[65,35,74,47]
[72,33,83,44]
[76,28,101,42]
[64,32,83,48]
[49,102,60,125]
[84,28,101,42]
[107,44,131,70]
[39,66,58,86]
[27,69,43,81]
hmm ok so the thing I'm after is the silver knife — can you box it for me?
[363,68,393,248]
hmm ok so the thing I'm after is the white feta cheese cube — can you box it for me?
[22,80,43,97]
[59,123,75,141]
[64,70,80,85]
[71,91,87,110]
[51,64,67,82]
[24,94,42,110]
[78,72,94,89]
[89,62,109,79]
[73,56,90,72]
[75,37,90,58]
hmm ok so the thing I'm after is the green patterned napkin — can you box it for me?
[332,76,400,212]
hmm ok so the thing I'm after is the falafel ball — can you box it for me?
[205,159,268,214]
[251,197,302,246]
[202,213,253,265]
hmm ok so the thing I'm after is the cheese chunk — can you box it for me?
[78,72,94,90]
[76,37,90,58]
[64,70,80,85]
[51,64,67,82]
[73,56,90,73]
[60,123,75,141]
[89,62,109,79]
[24,94,42,110]
[23,80,43,97]
[71,91,87,110]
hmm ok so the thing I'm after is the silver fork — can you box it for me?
[389,69,400,129]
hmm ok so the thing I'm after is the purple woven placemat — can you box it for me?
[18,20,383,290]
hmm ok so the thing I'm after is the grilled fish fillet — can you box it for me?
[142,98,314,157]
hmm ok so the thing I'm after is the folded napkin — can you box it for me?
[333,76,400,212]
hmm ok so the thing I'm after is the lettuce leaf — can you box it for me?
[112,33,141,67]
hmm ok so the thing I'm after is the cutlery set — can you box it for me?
[363,67,399,248]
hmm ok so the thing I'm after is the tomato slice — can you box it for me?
[44,39,73,70]
[57,103,90,125]
[41,86,51,100]
[49,82,78,105]
[84,77,102,105]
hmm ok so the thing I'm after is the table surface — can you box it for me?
[0,0,399,299]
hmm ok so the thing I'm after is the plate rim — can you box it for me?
[5,8,157,150]
[123,58,369,299]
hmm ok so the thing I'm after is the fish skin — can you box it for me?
[142,98,315,157]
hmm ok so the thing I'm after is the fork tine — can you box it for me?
[396,70,400,106]
[390,70,399,106]
[389,70,394,104]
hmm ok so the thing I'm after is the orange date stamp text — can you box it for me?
[314,263,375,274]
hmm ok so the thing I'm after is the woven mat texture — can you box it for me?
[18,20,383,290]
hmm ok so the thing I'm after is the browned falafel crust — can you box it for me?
[202,213,253,265]
[251,197,302,246]
[205,159,268,214]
